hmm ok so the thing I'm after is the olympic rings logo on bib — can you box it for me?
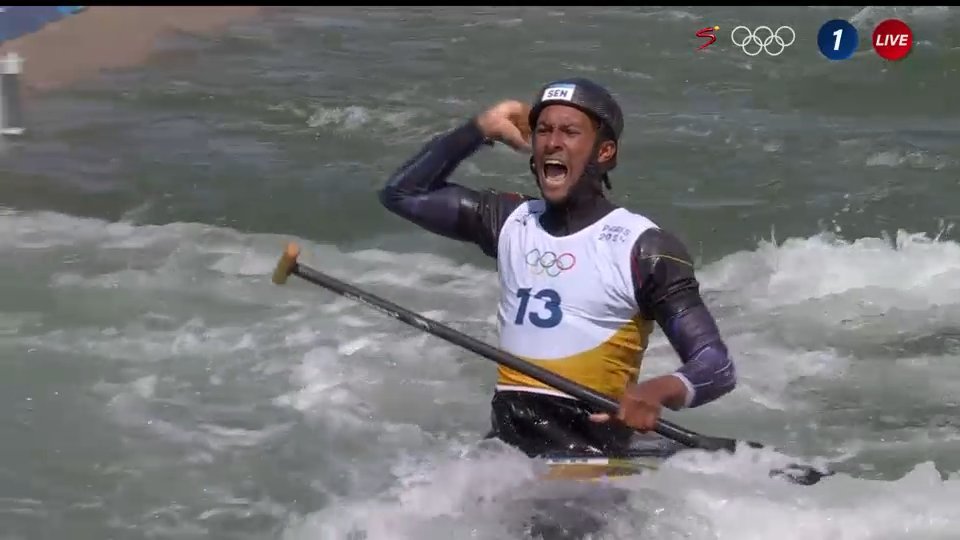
[731,25,795,57]
[525,248,576,277]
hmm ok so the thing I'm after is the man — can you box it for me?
[378,77,736,458]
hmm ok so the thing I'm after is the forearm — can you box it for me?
[663,304,737,409]
[630,227,737,410]
[378,119,488,242]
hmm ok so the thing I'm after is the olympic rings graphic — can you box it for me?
[525,248,576,277]
[730,25,795,57]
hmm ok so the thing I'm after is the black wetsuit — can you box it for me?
[378,119,737,458]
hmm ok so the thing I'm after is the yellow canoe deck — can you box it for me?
[540,455,663,481]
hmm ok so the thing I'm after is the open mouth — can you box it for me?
[542,158,568,186]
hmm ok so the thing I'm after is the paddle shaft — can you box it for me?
[285,259,729,451]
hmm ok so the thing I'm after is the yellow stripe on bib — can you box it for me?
[496,317,653,399]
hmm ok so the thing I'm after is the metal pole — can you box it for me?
[0,51,25,136]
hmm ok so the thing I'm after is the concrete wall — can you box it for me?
[0,6,264,93]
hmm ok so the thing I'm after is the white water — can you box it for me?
[2,208,959,539]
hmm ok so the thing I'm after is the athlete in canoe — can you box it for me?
[378,78,737,457]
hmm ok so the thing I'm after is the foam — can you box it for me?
[282,445,960,540]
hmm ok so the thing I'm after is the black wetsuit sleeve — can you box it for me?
[630,228,737,409]
[377,119,531,258]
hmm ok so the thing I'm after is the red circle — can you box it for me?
[872,19,913,61]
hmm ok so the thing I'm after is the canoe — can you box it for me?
[538,442,679,481]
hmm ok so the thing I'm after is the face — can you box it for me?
[532,104,616,204]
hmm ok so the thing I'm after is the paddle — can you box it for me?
[270,242,832,486]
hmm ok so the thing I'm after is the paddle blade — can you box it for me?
[770,463,834,486]
[272,242,301,285]
[701,438,833,486]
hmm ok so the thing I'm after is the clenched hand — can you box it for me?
[475,99,532,153]
[589,375,689,432]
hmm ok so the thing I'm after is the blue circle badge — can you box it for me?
[818,19,859,60]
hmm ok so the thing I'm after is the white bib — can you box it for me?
[495,200,659,399]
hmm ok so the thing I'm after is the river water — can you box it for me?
[1,6,959,539]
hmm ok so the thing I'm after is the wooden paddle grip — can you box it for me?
[272,242,301,284]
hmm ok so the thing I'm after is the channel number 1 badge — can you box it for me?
[818,19,859,60]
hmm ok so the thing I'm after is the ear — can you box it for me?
[596,140,617,165]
